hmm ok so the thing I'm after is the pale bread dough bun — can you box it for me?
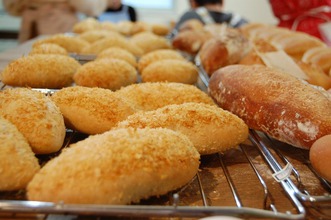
[0,88,66,154]
[51,86,136,135]
[1,54,81,89]
[96,47,137,68]
[309,134,331,182]
[33,34,90,54]
[0,116,40,191]
[137,49,185,73]
[141,59,198,84]
[117,103,248,155]
[114,82,216,111]
[27,127,200,204]
[29,43,68,55]
[73,58,137,90]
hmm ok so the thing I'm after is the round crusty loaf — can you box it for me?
[208,64,331,149]
[114,82,216,111]
[117,102,249,155]
[51,86,136,135]
[27,127,200,204]
[1,54,81,89]
[0,88,66,154]
[0,116,40,191]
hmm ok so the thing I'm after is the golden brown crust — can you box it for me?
[78,30,123,44]
[199,29,250,76]
[302,46,331,74]
[208,65,331,149]
[1,54,80,89]
[27,127,200,204]
[141,59,198,84]
[33,34,90,54]
[178,19,204,32]
[96,47,137,67]
[0,88,66,154]
[130,32,171,54]
[51,86,136,135]
[137,49,185,73]
[0,116,40,191]
[172,30,213,55]
[29,43,68,55]
[73,58,137,90]
[114,82,216,111]
[117,103,248,155]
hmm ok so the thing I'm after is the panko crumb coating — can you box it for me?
[138,49,185,73]
[29,43,68,55]
[73,58,137,90]
[96,47,137,67]
[114,82,216,111]
[27,127,200,205]
[0,116,40,191]
[51,86,136,135]
[117,102,249,155]
[141,59,198,84]
[1,54,81,89]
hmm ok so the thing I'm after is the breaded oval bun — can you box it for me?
[78,30,123,43]
[0,116,40,191]
[29,43,68,55]
[130,32,171,54]
[0,88,66,154]
[73,58,137,90]
[96,47,137,67]
[138,49,186,73]
[1,54,81,89]
[33,34,90,54]
[117,102,249,155]
[141,59,198,84]
[114,82,216,111]
[27,127,200,204]
[51,86,136,135]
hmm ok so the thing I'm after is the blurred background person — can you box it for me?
[174,0,248,31]
[269,0,331,42]
[2,0,107,43]
[98,0,137,23]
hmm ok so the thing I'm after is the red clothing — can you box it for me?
[269,0,331,40]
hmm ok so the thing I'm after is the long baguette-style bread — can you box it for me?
[208,65,331,149]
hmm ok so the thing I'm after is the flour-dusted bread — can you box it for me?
[51,86,136,135]
[27,127,200,204]
[0,116,40,191]
[117,103,248,155]
[0,88,66,154]
[208,65,331,149]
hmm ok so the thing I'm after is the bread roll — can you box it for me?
[138,49,185,73]
[78,30,123,43]
[33,34,90,54]
[51,86,136,135]
[117,103,248,155]
[208,65,331,149]
[151,23,170,36]
[130,32,171,54]
[72,17,101,34]
[302,46,331,74]
[73,58,137,90]
[29,43,68,55]
[0,88,66,154]
[198,29,250,76]
[309,134,331,182]
[0,116,40,191]
[172,30,213,55]
[96,47,137,67]
[1,54,80,89]
[114,82,216,111]
[141,59,198,84]
[27,127,200,204]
